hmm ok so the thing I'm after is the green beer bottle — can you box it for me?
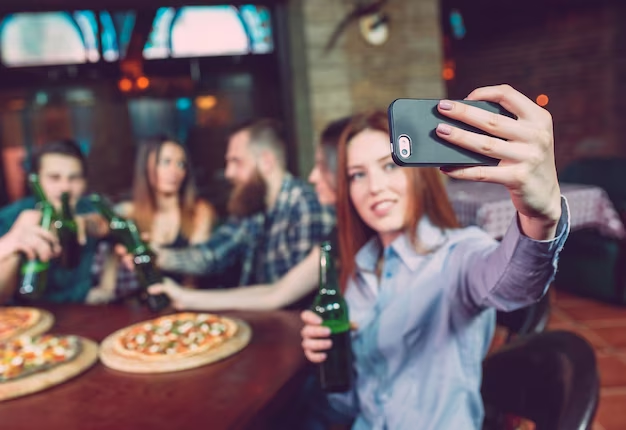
[87,195,132,247]
[90,194,170,312]
[19,174,55,299]
[311,240,353,392]
[55,192,81,268]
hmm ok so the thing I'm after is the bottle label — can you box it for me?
[21,260,49,275]
[322,319,351,335]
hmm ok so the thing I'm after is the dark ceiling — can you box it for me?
[441,0,624,44]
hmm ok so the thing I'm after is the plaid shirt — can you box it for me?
[91,241,140,298]
[159,173,335,286]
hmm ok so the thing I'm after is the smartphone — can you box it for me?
[387,98,515,167]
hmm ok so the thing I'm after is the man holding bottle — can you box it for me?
[0,209,61,303]
[0,139,107,304]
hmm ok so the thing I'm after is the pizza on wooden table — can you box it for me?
[0,334,99,402]
[99,312,252,373]
[0,307,54,342]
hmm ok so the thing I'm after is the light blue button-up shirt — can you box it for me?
[328,197,570,430]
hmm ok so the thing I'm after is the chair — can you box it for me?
[496,292,551,343]
[556,157,626,304]
[481,330,599,430]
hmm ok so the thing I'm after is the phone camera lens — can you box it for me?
[398,134,411,158]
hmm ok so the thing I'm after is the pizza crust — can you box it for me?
[0,308,54,343]
[99,315,252,374]
[0,337,98,402]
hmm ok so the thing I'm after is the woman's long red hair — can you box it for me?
[132,138,198,240]
[336,111,459,291]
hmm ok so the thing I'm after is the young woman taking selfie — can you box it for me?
[300,85,569,429]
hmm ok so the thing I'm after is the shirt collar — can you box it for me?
[268,172,294,215]
[355,217,449,273]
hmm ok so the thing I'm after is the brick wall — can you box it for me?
[292,0,446,174]
[443,2,626,170]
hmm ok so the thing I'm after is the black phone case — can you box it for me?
[387,98,515,167]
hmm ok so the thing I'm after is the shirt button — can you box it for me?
[385,272,393,279]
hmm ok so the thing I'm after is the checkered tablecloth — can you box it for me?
[447,181,625,240]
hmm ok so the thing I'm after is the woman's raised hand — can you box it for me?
[436,84,562,240]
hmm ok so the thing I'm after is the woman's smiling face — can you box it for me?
[347,128,409,247]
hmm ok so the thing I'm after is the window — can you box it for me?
[171,6,248,57]
[100,11,135,61]
[240,5,273,54]
[0,6,271,67]
[73,11,100,62]
[143,5,273,60]
[0,12,94,67]
[0,10,137,67]
[143,8,177,60]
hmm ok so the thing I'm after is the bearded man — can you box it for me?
[154,119,335,287]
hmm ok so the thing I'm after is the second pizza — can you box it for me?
[99,312,252,373]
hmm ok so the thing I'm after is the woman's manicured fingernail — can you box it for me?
[439,100,454,110]
[437,123,452,135]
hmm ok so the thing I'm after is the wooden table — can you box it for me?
[0,304,308,430]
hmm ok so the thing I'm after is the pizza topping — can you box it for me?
[178,322,193,334]
[0,308,41,342]
[0,335,81,382]
[210,324,226,336]
[116,313,236,358]
[10,356,24,367]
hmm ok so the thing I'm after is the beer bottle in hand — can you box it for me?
[88,194,133,248]
[55,192,80,268]
[312,241,353,392]
[19,175,55,299]
[125,220,170,312]
[90,194,170,312]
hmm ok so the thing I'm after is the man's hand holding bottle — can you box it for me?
[113,233,162,273]
[2,210,60,262]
